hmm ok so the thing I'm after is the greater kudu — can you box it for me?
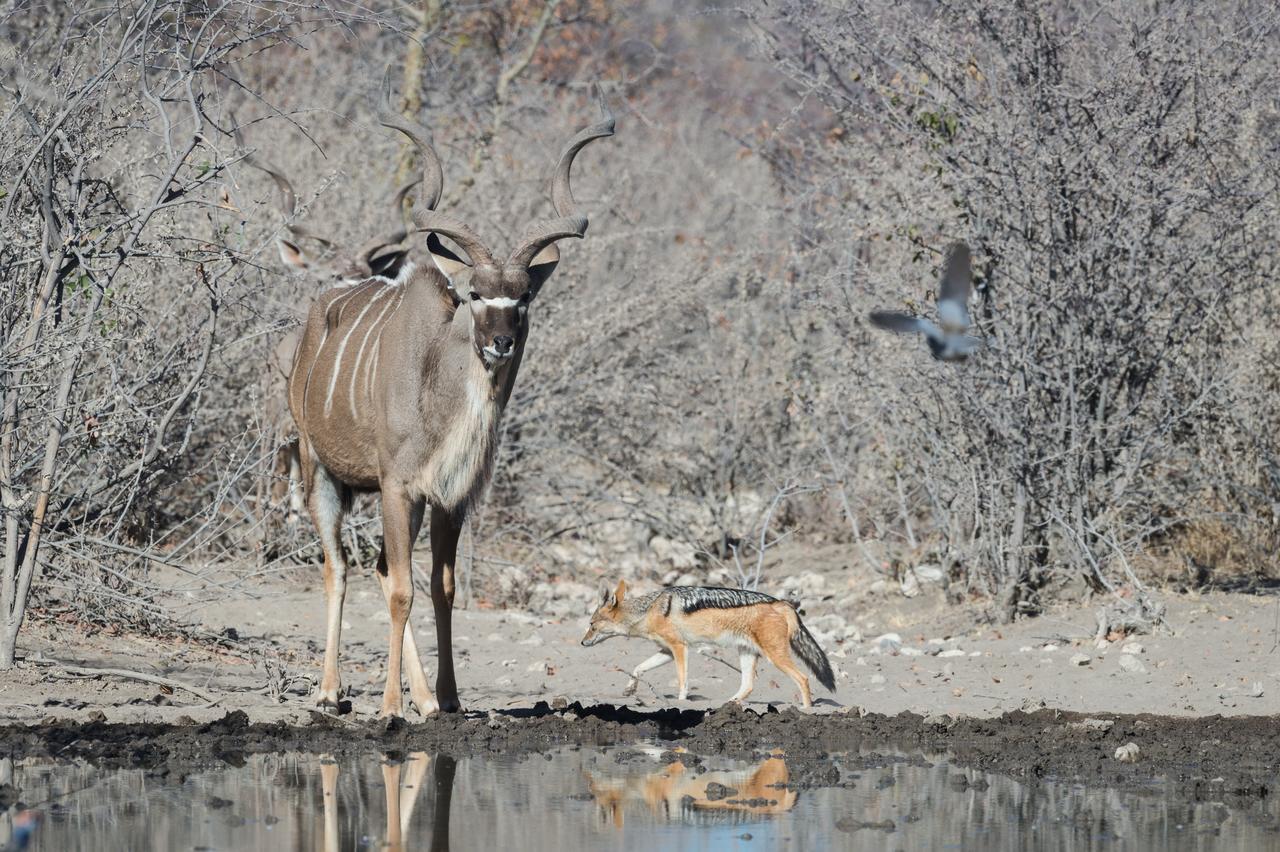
[289,82,614,716]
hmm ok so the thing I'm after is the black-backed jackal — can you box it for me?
[581,582,835,707]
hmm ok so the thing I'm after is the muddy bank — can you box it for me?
[1,705,1275,804]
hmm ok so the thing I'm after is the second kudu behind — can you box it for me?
[289,79,614,717]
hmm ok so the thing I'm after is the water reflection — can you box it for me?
[320,751,455,852]
[2,746,1278,850]
[587,752,797,828]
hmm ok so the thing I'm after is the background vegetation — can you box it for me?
[1,0,1276,662]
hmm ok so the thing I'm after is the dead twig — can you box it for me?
[26,656,219,704]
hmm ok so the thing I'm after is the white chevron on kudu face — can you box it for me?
[283,71,616,722]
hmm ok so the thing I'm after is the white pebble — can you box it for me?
[1114,742,1140,762]
[1121,643,1144,655]
[938,649,966,658]
[1070,653,1091,666]
[1118,655,1147,675]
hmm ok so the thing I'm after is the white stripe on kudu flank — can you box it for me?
[324,285,393,416]
[366,289,402,391]
[303,281,375,412]
[349,286,402,417]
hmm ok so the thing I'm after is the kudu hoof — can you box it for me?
[316,697,351,716]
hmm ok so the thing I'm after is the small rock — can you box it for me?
[900,572,921,598]
[1041,644,1059,653]
[1069,653,1091,667]
[872,633,902,654]
[937,649,966,658]
[869,674,886,686]
[1018,646,1033,653]
[900,647,923,657]
[1121,643,1144,655]
[526,660,550,674]
[1118,655,1147,675]
[1069,718,1114,732]
[923,713,951,727]
[1114,742,1140,762]
[1249,682,1265,698]
[704,782,737,801]
[914,564,944,583]
[551,696,569,710]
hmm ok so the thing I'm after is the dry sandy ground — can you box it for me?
[2,567,1277,725]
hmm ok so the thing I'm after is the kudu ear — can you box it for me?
[526,243,560,300]
[427,233,470,279]
[426,233,471,302]
[277,238,310,270]
[368,248,409,279]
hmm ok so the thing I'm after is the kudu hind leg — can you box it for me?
[375,496,437,716]
[428,506,463,712]
[309,461,350,710]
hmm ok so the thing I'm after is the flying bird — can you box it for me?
[869,241,981,362]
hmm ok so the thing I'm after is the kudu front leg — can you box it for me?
[375,496,437,716]
[429,506,463,712]
[378,488,422,720]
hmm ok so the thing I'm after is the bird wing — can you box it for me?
[869,311,943,342]
[938,240,972,311]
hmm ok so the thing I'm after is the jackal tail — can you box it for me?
[786,609,835,692]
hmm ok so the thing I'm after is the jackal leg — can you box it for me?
[760,635,812,708]
[729,651,759,703]
[624,649,673,696]
[672,643,690,700]
[375,495,436,716]
[429,506,463,712]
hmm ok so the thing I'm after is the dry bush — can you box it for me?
[759,0,1280,617]
[4,0,1275,659]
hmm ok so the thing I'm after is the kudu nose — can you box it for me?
[493,335,514,354]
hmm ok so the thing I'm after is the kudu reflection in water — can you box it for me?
[319,751,455,851]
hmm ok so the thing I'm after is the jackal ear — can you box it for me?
[598,584,612,606]
[614,580,627,604]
